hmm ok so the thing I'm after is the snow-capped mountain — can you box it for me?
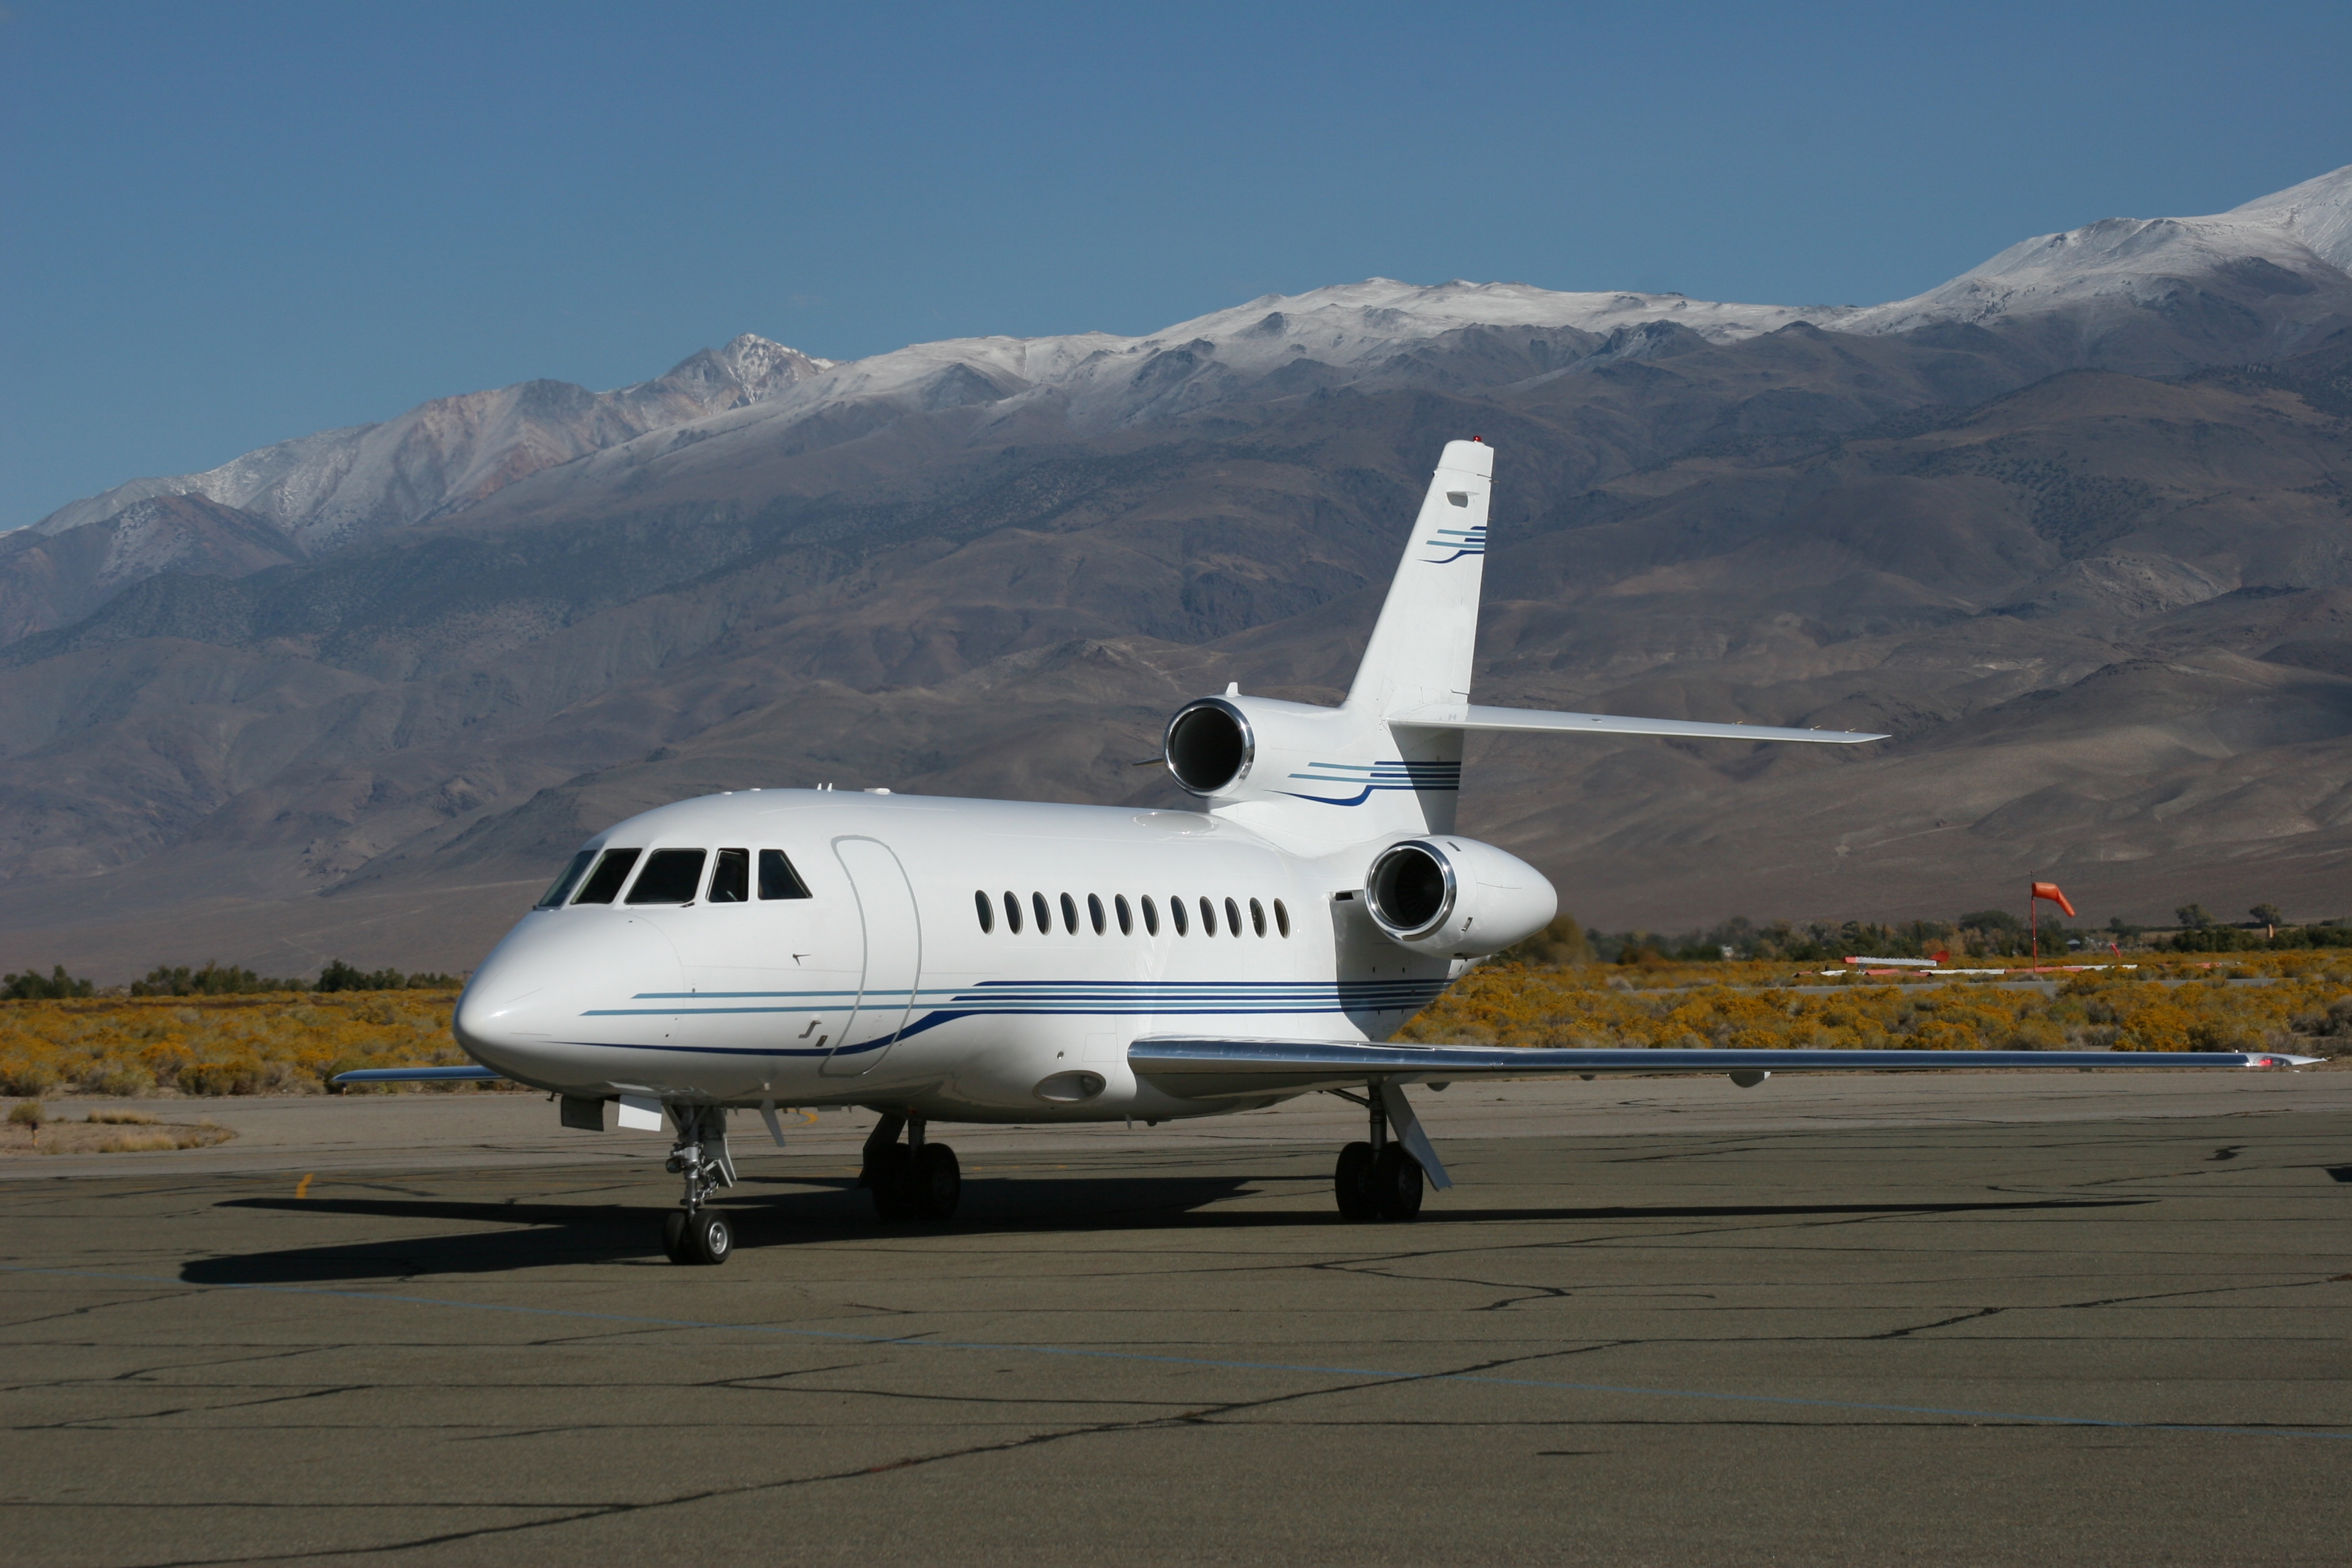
[12,164,2351,633]
[28,335,830,551]
[1845,164,2352,358]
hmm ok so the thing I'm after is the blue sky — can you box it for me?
[3,0,2348,527]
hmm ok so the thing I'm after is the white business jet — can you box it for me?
[337,439,2313,1265]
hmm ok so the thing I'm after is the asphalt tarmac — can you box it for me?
[5,1074,2349,1566]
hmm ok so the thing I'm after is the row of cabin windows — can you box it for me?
[537,846,813,909]
[974,889,1289,940]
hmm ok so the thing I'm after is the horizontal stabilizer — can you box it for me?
[1390,703,1888,744]
[1131,1037,2313,1099]
[332,1065,505,1086]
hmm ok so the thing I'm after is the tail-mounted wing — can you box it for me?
[1389,703,1888,745]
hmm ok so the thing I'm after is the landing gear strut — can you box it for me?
[660,1104,736,1265]
[861,1112,961,1221]
[1332,1085,1425,1223]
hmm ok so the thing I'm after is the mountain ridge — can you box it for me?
[5,168,2352,979]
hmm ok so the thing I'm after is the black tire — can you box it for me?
[1369,1144,1424,1222]
[869,1143,914,1220]
[1334,1141,1377,1222]
[912,1142,962,1220]
[685,1210,733,1265]
[660,1208,690,1263]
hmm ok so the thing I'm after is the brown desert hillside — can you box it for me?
[4,210,2351,977]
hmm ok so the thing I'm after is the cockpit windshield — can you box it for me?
[759,850,812,899]
[536,850,596,908]
[626,848,708,904]
[571,848,641,905]
[560,844,808,907]
[709,848,750,903]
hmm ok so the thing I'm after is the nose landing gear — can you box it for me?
[660,1104,737,1265]
[861,1112,962,1221]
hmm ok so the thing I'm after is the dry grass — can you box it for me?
[1402,953,2352,1056]
[0,1116,235,1157]
[3,956,2343,1108]
[0,991,511,1098]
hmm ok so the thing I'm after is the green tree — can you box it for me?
[129,962,303,997]
[2,965,95,1000]
[1956,909,2027,957]
[2250,903,2285,928]
[2175,903,2213,930]
[1497,915,1593,967]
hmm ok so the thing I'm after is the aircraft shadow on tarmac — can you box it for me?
[181,1179,2146,1286]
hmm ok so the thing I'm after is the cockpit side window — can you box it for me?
[709,848,750,903]
[571,848,641,905]
[537,850,596,908]
[758,849,812,899]
[627,848,707,904]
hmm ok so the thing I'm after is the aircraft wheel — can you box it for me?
[1369,1145,1424,1223]
[660,1208,690,1263]
[912,1143,962,1220]
[1333,1141,1377,1222]
[683,1210,734,1265]
[869,1144,914,1220]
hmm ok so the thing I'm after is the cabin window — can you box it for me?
[974,890,993,932]
[1171,897,1188,936]
[758,850,812,899]
[1032,892,1051,933]
[1226,897,1242,936]
[709,848,750,903]
[1273,898,1290,938]
[572,848,641,905]
[1248,897,1267,936]
[1088,893,1106,934]
[1199,897,1218,936]
[537,850,596,908]
[1141,895,1159,935]
[627,848,707,904]
[1002,890,1023,934]
[1060,892,1079,934]
[1114,894,1132,935]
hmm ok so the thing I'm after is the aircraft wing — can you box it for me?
[1129,1037,2314,1099]
[1389,703,1888,745]
[332,1065,505,1086]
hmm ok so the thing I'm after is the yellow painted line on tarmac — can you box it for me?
[295,1173,313,1200]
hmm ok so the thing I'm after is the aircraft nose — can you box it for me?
[454,912,682,1079]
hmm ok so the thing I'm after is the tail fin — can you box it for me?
[1344,439,1493,719]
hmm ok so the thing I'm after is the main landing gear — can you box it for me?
[660,1104,737,1265]
[861,1112,962,1222]
[1332,1085,1425,1223]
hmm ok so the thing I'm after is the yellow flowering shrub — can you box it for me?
[0,993,497,1097]
[1398,958,2352,1057]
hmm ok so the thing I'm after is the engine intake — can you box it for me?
[1163,699,1254,796]
[1363,837,1557,958]
[1367,841,1455,938]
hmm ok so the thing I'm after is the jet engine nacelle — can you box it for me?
[1363,836,1557,959]
[1163,694,1369,804]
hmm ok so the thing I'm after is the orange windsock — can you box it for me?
[2030,881,2076,918]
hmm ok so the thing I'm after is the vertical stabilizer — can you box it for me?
[1171,440,1494,845]
[1344,439,1493,720]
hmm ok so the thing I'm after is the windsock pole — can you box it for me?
[2028,881,2077,971]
